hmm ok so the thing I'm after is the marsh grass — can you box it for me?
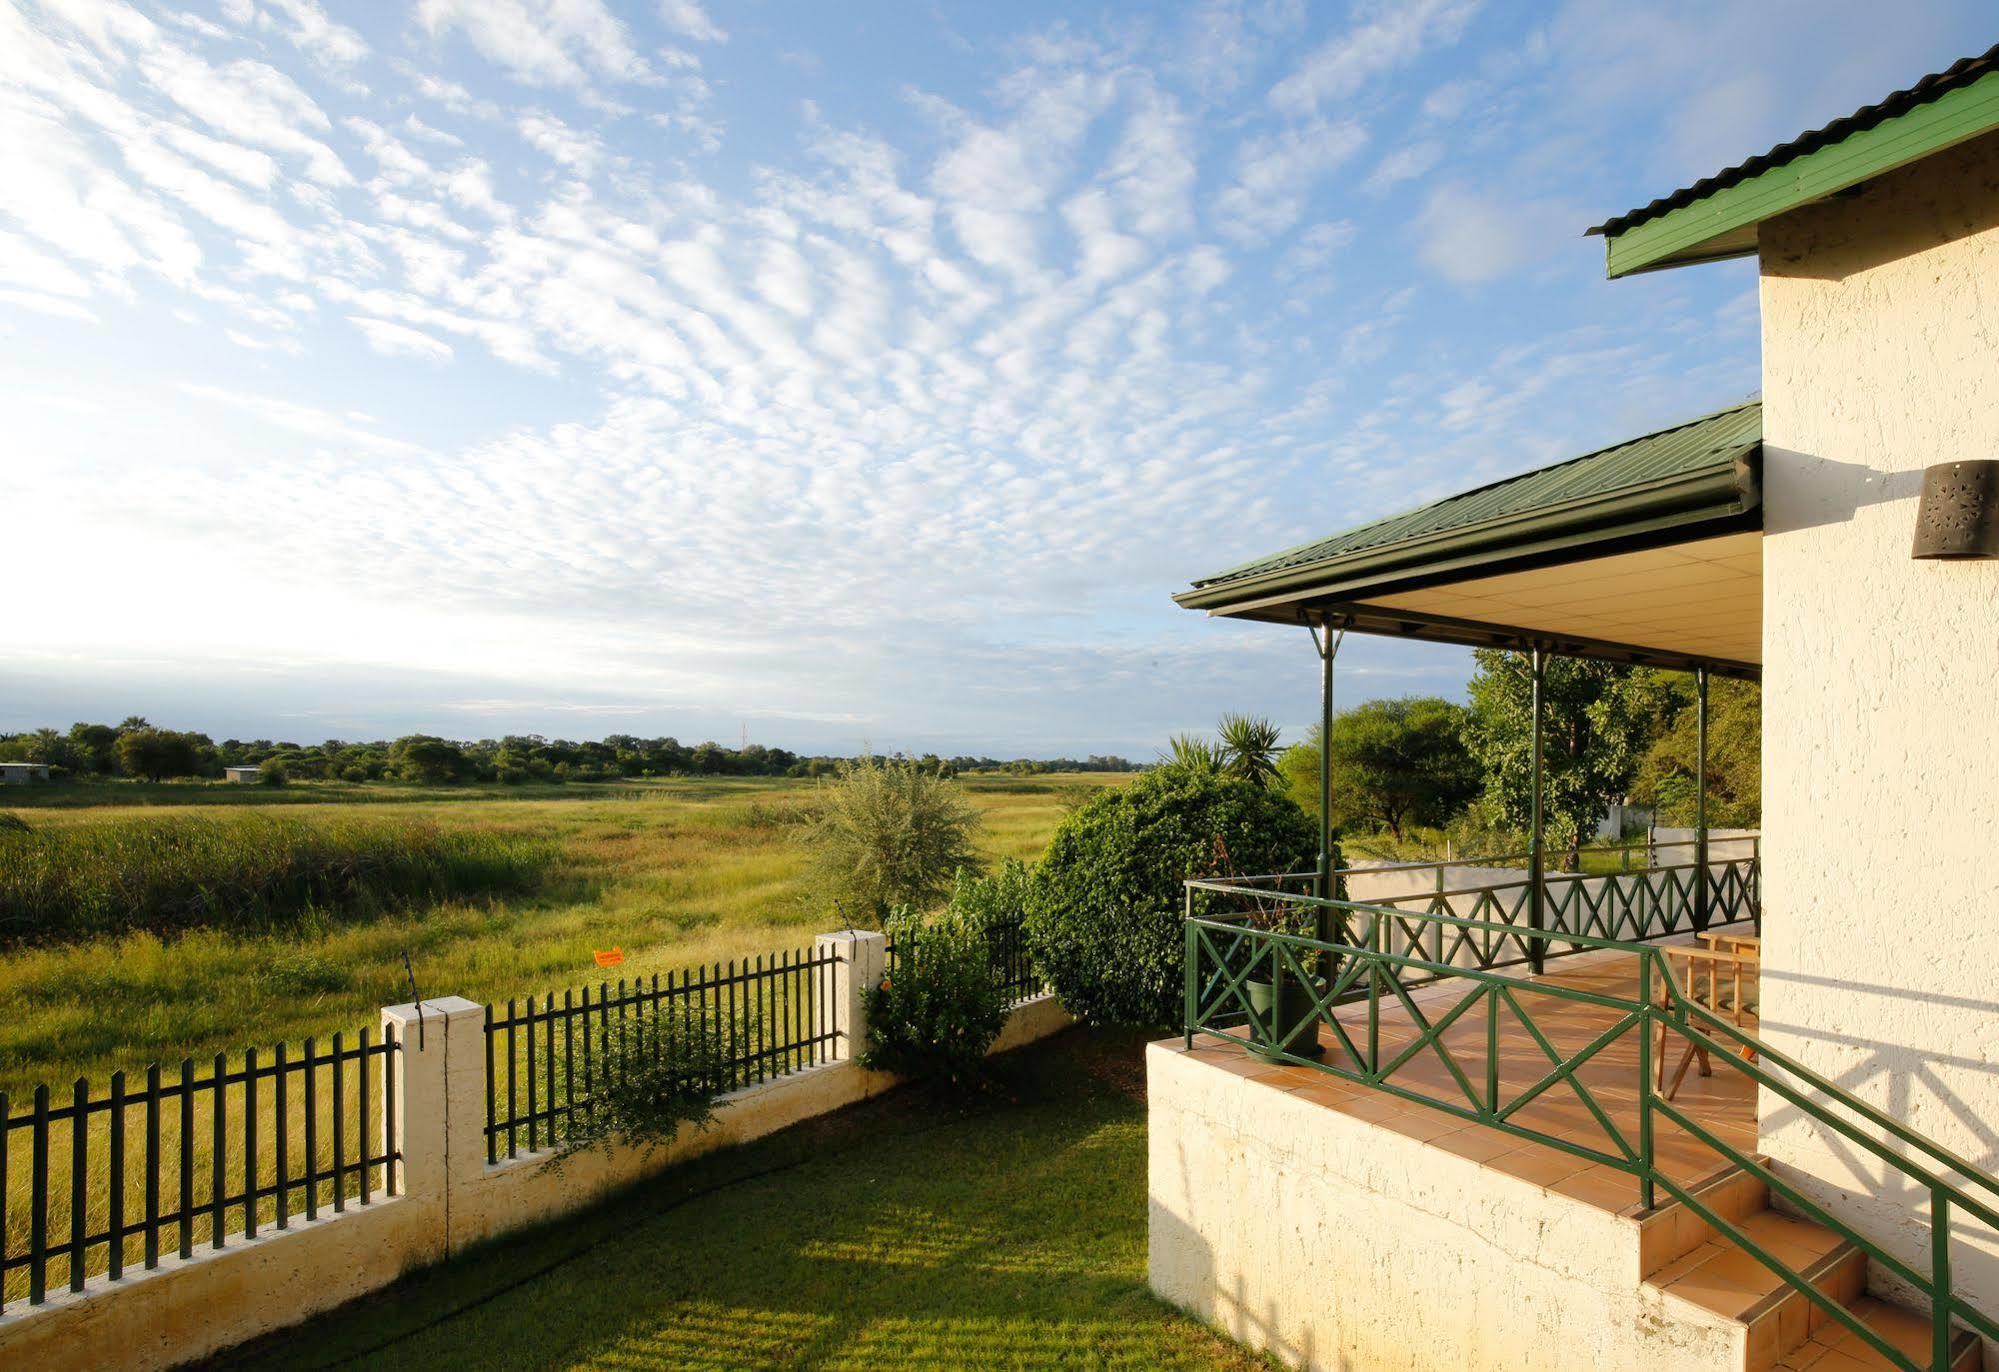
[0,813,554,944]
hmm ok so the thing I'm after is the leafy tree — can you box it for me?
[66,723,120,774]
[1630,675,1761,826]
[1277,697,1480,840]
[113,728,206,783]
[390,735,468,784]
[1024,767,1315,1026]
[1462,650,1651,869]
[801,756,983,923]
[1216,713,1282,787]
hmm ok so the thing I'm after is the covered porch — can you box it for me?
[1155,401,1995,1372]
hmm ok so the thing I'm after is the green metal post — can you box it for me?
[1313,618,1343,908]
[1638,952,1656,1211]
[1528,647,1547,976]
[1694,667,1711,933]
[1933,1187,1953,1371]
[1183,901,1196,1051]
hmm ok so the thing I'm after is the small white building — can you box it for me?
[0,762,50,785]
[223,765,262,783]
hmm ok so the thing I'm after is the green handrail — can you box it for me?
[1182,875,1992,1372]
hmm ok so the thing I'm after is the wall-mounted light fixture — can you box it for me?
[1912,460,1999,560]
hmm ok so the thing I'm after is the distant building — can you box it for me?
[224,765,262,783]
[0,762,51,785]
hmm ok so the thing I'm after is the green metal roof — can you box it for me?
[1183,400,1761,600]
[1590,46,1999,277]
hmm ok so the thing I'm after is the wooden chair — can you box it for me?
[1655,943,1759,1099]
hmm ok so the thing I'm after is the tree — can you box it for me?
[1216,714,1282,787]
[113,728,205,782]
[1278,697,1479,840]
[1462,651,1651,869]
[1629,675,1761,826]
[1023,767,1315,1026]
[390,735,468,784]
[800,756,983,923]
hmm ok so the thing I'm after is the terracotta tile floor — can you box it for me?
[1169,936,1761,1217]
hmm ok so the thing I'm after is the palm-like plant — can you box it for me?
[1161,733,1226,774]
[1217,713,1282,788]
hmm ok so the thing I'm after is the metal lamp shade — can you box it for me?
[1912,460,1999,560]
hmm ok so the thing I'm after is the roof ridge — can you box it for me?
[1590,44,1999,237]
[1190,399,1762,589]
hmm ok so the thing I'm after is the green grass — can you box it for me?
[0,774,1126,1098]
[0,812,552,944]
[215,1027,1272,1372]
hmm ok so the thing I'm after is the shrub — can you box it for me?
[258,757,290,787]
[1023,768,1315,1027]
[800,756,982,923]
[0,814,554,945]
[865,907,1007,1087]
[551,1007,732,1165]
[944,858,1038,1000]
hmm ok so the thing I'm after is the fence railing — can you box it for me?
[483,946,840,1163]
[884,916,1047,1008]
[1182,889,1994,1372]
[1,1030,399,1314]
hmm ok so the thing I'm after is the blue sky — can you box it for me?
[1,1,1992,757]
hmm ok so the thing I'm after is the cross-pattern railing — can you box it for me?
[1182,890,1995,1372]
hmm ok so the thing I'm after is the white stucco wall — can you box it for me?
[1147,1044,1746,1371]
[1758,127,1999,1317]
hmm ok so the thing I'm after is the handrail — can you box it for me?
[1182,879,1991,1372]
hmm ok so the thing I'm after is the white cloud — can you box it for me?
[658,0,726,44]
[350,314,455,361]
[1269,0,1480,117]
[1365,140,1443,192]
[1214,119,1366,244]
[1413,183,1581,284]
[416,0,649,87]
[226,0,368,68]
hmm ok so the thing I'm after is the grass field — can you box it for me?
[216,1026,1273,1372]
[0,773,1129,1098]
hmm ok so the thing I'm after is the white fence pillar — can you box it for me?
[380,995,486,1255]
[813,929,886,1063]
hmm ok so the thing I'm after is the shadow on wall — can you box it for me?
[1761,448,1920,536]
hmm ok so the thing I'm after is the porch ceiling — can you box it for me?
[1361,530,1761,669]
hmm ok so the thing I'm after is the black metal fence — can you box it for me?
[1,1030,399,1313]
[484,946,841,1163]
[884,916,1045,1007]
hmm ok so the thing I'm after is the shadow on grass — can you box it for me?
[208,1027,1270,1372]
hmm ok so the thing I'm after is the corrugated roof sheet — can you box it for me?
[1192,400,1761,589]
[1590,45,1999,238]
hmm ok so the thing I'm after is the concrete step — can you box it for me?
[1770,1295,1981,1371]
[1638,1160,1772,1274]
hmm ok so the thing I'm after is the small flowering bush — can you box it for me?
[864,906,1006,1088]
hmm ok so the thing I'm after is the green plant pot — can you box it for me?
[1246,976,1326,1060]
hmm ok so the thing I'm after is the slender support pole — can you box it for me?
[1528,646,1547,976]
[1933,1187,1953,1372]
[1311,617,1344,908]
[1694,667,1710,933]
[1638,953,1656,1211]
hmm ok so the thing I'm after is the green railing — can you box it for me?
[1181,888,1996,1372]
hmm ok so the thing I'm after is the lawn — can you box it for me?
[214,1027,1270,1372]
[0,773,1127,1098]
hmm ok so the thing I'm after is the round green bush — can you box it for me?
[1024,768,1316,1027]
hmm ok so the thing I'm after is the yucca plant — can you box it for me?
[1160,734,1226,775]
[1217,713,1282,788]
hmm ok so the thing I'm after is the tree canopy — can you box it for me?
[1462,651,1652,868]
[1278,696,1480,840]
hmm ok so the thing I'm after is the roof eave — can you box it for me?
[1175,453,1759,614]
[1595,67,1999,278]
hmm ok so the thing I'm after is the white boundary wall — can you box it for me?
[0,931,1074,1372]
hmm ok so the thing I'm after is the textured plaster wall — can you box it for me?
[1758,128,1999,1317]
[1147,1045,1744,1371]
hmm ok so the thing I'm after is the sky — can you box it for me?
[2,1,1993,758]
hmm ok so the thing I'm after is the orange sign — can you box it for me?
[593,947,625,967]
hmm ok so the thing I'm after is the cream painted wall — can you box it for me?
[1758,128,1999,1317]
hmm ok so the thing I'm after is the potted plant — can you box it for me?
[1243,897,1328,1060]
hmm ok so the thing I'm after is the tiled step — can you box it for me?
[1638,1161,1772,1274]
[1772,1296,1981,1371]
[1642,1182,1982,1372]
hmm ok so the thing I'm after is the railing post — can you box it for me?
[1933,1187,1952,1372]
[1637,953,1656,1211]
[1694,667,1711,933]
[1528,646,1547,975]
[1183,891,1197,1051]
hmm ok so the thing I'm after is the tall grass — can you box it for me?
[0,813,553,944]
